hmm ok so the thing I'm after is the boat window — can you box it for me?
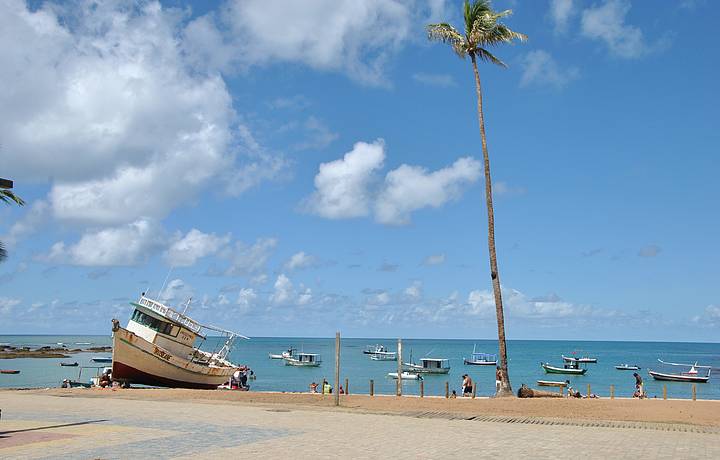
[132,310,177,336]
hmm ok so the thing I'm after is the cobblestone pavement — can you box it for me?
[1,393,718,459]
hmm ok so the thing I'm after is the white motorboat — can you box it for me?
[369,350,397,361]
[285,352,322,367]
[648,359,711,383]
[615,364,641,371]
[111,295,248,389]
[403,358,450,374]
[364,344,389,354]
[388,372,422,380]
[269,348,296,359]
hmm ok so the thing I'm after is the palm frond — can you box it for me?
[0,190,25,206]
[463,0,491,37]
[475,47,507,68]
[427,23,468,58]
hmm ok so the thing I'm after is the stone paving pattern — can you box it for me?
[1,392,718,459]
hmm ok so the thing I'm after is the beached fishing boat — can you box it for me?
[562,354,597,364]
[388,372,422,380]
[403,358,450,374]
[91,357,112,363]
[541,362,587,375]
[615,364,640,371]
[285,352,322,367]
[111,295,248,389]
[648,360,711,383]
[464,345,497,366]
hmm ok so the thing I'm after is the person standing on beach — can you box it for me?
[462,374,473,396]
[633,373,644,398]
[495,367,502,393]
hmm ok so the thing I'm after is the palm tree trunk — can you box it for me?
[470,53,512,397]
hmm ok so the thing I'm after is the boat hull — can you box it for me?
[615,366,640,371]
[463,359,497,366]
[648,370,709,383]
[541,364,587,375]
[284,360,320,367]
[402,365,450,374]
[562,355,597,363]
[112,326,236,389]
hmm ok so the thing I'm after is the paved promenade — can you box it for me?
[1,391,718,459]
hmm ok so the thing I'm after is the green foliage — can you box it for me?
[427,0,526,66]
[0,189,25,206]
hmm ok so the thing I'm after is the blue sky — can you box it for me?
[1,0,718,341]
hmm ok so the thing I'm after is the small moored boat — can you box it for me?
[369,349,397,361]
[364,344,389,355]
[388,372,422,380]
[648,360,711,383]
[269,348,296,359]
[537,380,568,387]
[403,358,450,374]
[285,352,322,367]
[464,345,497,366]
[562,354,597,364]
[60,362,79,367]
[91,357,112,363]
[615,364,640,371]
[541,362,587,375]
[0,369,21,374]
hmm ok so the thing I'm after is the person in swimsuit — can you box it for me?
[462,374,473,396]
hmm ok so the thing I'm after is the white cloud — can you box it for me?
[237,288,258,313]
[375,157,481,225]
[186,0,413,86]
[549,0,576,33]
[580,0,646,59]
[0,297,21,316]
[225,238,278,276]
[1,200,49,247]
[284,252,318,271]
[303,140,385,219]
[164,229,231,267]
[0,1,284,227]
[494,181,527,197]
[292,117,339,151]
[520,50,579,89]
[42,219,164,267]
[412,72,456,87]
[404,281,423,301]
[159,278,194,305]
[423,254,446,266]
[270,274,293,305]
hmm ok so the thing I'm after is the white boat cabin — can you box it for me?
[420,358,450,371]
[126,296,204,360]
[296,353,321,364]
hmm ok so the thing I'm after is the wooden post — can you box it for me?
[472,382,477,399]
[345,378,349,396]
[445,381,449,398]
[587,384,591,398]
[370,379,374,396]
[396,338,402,397]
[663,385,667,400]
[692,384,696,401]
[610,385,615,399]
[420,380,424,398]
[334,332,340,407]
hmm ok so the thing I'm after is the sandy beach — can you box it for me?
[1,388,718,459]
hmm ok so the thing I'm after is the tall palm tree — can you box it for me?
[1,188,25,264]
[428,0,526,396]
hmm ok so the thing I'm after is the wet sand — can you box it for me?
[10,387,719,427]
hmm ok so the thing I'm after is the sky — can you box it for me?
[1,0,718,341]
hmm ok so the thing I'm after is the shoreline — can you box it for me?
[3,387,718,427]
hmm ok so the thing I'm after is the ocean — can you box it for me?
[1,335,718,400]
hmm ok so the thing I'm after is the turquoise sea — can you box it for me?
[1,335,718,400]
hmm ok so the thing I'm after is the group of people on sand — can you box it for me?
[230,367,253,390]
[309,379,345,395]
[454,366,505,397]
